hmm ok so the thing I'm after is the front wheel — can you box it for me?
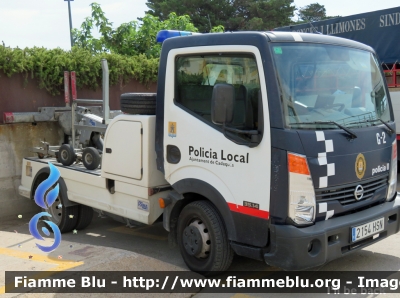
[177,200,233,275]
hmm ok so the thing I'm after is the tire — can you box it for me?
[75,205,94,230]
[59,144,76,166]
[44,194,79,233]
[120,93,156,115]
[33,173,78,233]
[82,147,101,170]
[177,200,234,275]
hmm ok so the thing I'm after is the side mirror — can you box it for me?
[211,84,235,125]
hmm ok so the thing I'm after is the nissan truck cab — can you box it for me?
[20,31,400,274]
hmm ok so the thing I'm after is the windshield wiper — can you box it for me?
[365,118,395,135]
[347,118,395,135]
[290,120,357,139]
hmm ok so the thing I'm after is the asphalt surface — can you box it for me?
[1,179,400,297]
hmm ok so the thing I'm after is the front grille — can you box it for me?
[315,174,388,205]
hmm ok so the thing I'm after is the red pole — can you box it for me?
[71,71,77,101]
[64,71,70,106]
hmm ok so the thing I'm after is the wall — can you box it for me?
[0,122,65,217]
[0,71,157,123]
[0,72,157,217]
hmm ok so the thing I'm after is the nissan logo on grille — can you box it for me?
[354,185,364,201]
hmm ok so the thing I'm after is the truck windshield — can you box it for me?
[271,43,391,129]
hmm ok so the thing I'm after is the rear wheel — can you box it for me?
[120,93,156,115]
[33,174,78,233]
[45,194,79,233]
[82,147,101,170]
[177,200,233,275]
[75,205,94,230]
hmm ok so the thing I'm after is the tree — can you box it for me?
[244,0,297,30]
[295,3,340,23]
[297,3,326,22]
[145,0,296,32]
[146,0,234,32]
[72,3,204,58]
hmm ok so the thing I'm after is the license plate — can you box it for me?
[351,218,384,242]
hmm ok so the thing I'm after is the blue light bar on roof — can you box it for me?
[156,30,196,43]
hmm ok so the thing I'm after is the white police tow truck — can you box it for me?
[19,30,400,274]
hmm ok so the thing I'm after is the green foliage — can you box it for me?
[0,3,224,96]
[146,0,233,32]
[176,71,203,85]
[73,2,206,58]
[131,13,198,58]
[0,3,230,96]
[0,45,159,96]
[297,3,326,22]
[145,0,296,32]
[210,25,225,33]
[294,3,340,24]
[244,0,296,30]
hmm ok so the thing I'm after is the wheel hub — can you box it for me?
[61,150,68,160]
[182,220,210,258]
[47,196,62,225]
[85,153,93,164]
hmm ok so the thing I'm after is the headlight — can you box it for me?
[288,152,316,225]
[386,139,397,201]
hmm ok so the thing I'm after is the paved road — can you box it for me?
[1,179,400,297]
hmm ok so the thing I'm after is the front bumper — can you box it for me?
[264,196,400,270]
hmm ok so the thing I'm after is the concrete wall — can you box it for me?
[0,122,64,217]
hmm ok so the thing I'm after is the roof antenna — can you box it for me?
[297,12,322,34]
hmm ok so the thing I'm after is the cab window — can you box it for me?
[175,54,262,145]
